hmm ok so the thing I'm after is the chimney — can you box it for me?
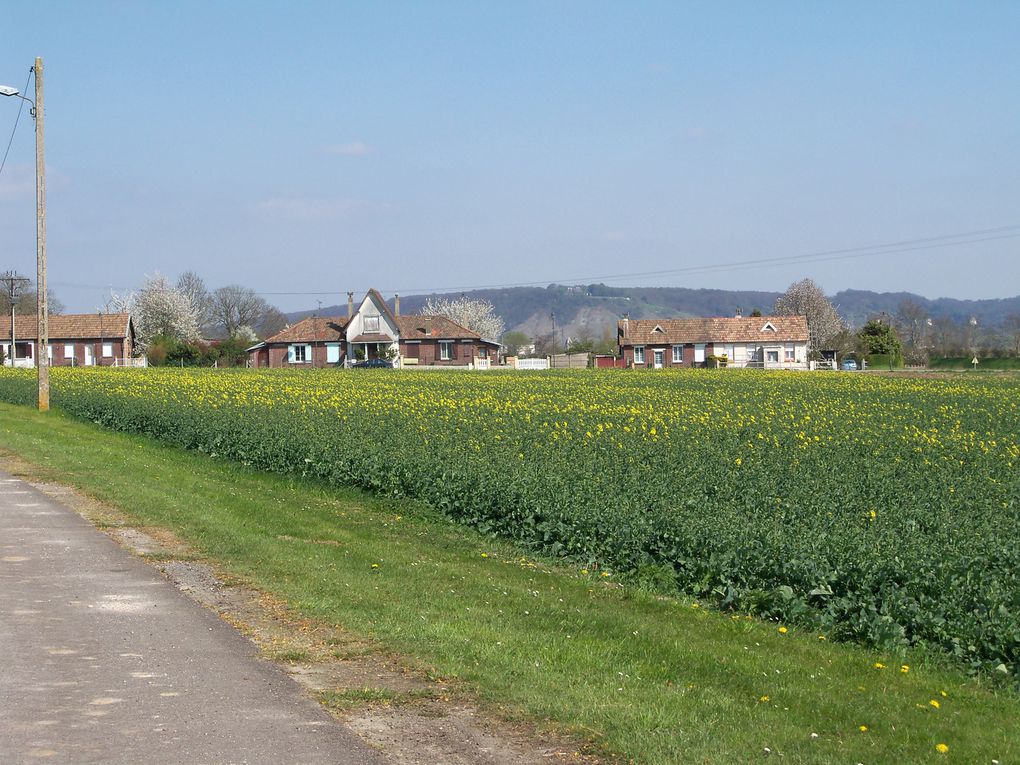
[424,316,432,337]
[735,307,742,319]
[394,294,400,317]
[621,314,629,338]
[347,291,354,319]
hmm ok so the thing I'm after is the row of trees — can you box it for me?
[888,299,1020,363]
[112,272,287,358]
[771,280,1020,364]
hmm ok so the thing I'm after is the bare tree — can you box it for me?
[1003,313,1020,357]
[0,278,65,316]
[895,299,931,365]
[176,271,213,332]
[422,295,505,341]
[774,278,845,351]
[209,285,273,339]
[114,273,200,350]
[257,306,288,339]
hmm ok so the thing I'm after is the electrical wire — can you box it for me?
[46,223,1020,301]
[0,69,32,182]
[247,224,1020,296]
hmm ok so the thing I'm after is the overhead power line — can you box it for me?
[247,223,1020,297]
[0,69,33,181]
[46,223,1020,302]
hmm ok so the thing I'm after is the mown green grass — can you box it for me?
[2,402,1017,764]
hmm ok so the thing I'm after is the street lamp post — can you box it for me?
[2,57,48,411]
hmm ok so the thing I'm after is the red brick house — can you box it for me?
[247,289,500,368]
[246,316,350,368]
[1,312,136,367]
[617,315,810,369]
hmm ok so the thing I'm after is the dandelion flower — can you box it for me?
[873,662,885,669]
[929,699,940,709]
[759,695,770,703]
[900,664,910,673]
[858,725,868,733]
[935,743,949,754]
[778,626,788,634]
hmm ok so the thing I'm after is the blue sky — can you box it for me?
[1,1,1018,312]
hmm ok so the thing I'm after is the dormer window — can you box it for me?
[653,325,665,334]
[761,321,777,333]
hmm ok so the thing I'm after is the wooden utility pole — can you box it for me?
[35,57,48,410]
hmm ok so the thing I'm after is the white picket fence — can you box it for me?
[514,358,550,370]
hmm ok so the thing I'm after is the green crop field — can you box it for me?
[1,367,1018,682]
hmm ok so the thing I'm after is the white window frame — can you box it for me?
[784,343,795,362]
[289,344,310,363]
[672,345,683,363]
[326,343,341,363]
[694,344,706,363]
[363,315,380,333]
[439,341,453,361]
[634,346,645,364]
[64,343,75,359]
[766,348,780,363]
[102,342,114,357]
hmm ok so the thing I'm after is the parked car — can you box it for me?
[352,358,393,369]
[841,359,858,371]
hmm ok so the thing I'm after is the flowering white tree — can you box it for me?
[113,273,200,350]
[422,295,505,341]
[774,278,845,350]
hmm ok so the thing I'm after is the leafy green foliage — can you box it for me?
[859,318,903,356]
[2,366,1019,683]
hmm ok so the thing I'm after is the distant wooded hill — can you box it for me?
[291,284,1020,342]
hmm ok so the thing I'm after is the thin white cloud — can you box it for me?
[257,196,389,221]
[319,141,373,157]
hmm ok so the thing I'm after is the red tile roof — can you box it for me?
[396,315,498,343]
[259,310,500,346]
[618,316,809,345]
[0,312,132,340]
[264,316,348,344]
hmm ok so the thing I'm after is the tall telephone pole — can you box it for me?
[35,57,48,410]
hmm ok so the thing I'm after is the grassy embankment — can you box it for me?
[2,402,1018,764]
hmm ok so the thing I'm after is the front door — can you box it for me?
[653,349,664,369]
[84,344,95,366]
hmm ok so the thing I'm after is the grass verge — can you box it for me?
[1,403,1018,763]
